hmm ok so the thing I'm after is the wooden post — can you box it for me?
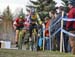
[60,18,63,52]
[43,23,45,51]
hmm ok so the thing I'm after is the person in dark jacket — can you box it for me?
[66,0,75,54]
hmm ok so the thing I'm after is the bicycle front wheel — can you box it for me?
[18,31,23,49]
[32,33,38,51]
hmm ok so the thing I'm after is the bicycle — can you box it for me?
[18,28,24,49]
[29,28,38,51]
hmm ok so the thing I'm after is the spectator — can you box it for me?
[55,6,67,51]
[55,6,64,51]
[49,10,57,51]
[66,0,75,54]
[44,16,51,50]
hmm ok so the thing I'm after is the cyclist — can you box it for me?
[29,8,42,41]
[13,14,27,47]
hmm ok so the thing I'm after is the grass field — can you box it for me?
[0,49,75,57]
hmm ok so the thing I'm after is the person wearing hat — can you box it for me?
[66,0,75,54]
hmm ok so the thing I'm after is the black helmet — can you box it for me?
[68,0,75,6]
[18,14,25,19]
[19,15,24,19]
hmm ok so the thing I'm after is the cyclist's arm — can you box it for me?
[13,21,17,30]
[36,13,42,25]
[13,19,19,30]
[13,19,20,26]
[23,19,30,29]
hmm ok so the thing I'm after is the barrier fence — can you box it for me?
[42,17,75,52]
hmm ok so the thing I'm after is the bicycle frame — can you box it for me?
[31,28,38,51]
[32,29,37,43]
[18,29,23,49]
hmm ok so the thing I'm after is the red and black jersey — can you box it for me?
[13,18,26,27]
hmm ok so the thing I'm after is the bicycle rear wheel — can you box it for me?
[32,32,38,51]
[18,31,23,49]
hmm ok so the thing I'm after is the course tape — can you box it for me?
[63,18,75,21]
[62,29,75,37]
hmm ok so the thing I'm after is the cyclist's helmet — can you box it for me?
[19,14,25,19]
[68,0,75,6]
[31,8,35,14]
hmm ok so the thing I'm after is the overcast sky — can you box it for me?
[0,0,62,14]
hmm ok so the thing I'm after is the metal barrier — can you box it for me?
[42,16,75,52]
[42,17,62,51]
[50,17,62,51]
[50,17,75,52]
[60,18,75,52]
